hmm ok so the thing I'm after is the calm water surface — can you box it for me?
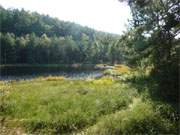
[0,65,104,81]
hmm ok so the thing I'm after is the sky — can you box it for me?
[0,0,132,35]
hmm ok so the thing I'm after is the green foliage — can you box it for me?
[0,6,122,65]
[0,32,120,64]
[86,100,178,134]
[1,71,179,134]
[0,78,138,134]
[118,0,179,102]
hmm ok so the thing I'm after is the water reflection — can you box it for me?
[0,65,104,81]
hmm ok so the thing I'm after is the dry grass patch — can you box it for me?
[114,64,131,74]
[42,76,66,81]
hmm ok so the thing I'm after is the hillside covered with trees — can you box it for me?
[0,6,121,64]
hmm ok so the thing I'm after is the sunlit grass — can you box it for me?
[103,64,131,76]
[90,77,114,85]
[0,70,178,134]
[42,76,66,81]
[0,77,137,134]
[114,64,131,74]
[84,100,176,134]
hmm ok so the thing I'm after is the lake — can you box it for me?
[0,64,104,81]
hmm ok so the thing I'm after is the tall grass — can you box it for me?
[0,77,137,134]
[85,99,177,134]
[0,69,179,134]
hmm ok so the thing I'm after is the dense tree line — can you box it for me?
[0,32,121,64]
[118,0,179,102]
[0,6,121,64]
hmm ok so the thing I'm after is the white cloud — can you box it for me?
[0,0,131,34]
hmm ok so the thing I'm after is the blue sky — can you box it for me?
[0,0,132,35]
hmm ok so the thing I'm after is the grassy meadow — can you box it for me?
[0,65,179,134]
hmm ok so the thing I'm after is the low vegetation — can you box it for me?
[103,64,131,76]
[41,76,66,81]
[85,100,178,134]
[0,69,179,134]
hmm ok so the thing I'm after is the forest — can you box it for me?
[0,0,179,134]
[0,6,120,64]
